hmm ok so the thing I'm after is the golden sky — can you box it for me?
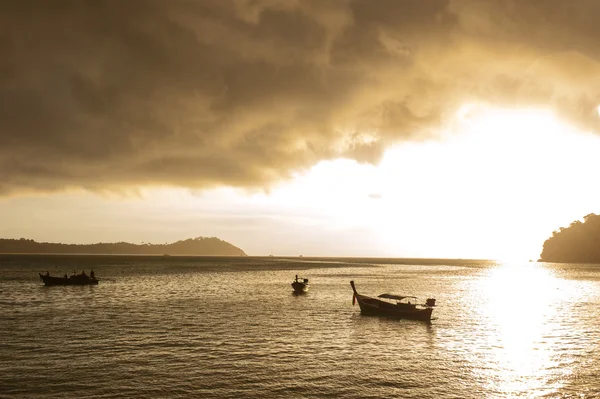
[2,1,600,259]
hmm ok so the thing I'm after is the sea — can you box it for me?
[1,254,599,399]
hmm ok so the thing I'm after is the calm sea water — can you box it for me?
[1,255,599,398]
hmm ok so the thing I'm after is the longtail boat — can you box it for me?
[350,281,436,321]
[291,275,309,293]
[39,272,99,286]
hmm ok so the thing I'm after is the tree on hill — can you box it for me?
[539,213,600,263]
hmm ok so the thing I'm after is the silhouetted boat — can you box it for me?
[350,281,436,321]
[39,272,99,286]
[292,275,309,293]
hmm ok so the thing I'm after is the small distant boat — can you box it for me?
[292,275,309,293]
[350,281,436,321]
[39,271,99,286]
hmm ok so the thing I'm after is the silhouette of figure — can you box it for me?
[45,271,50,276]
[81,270,87,278]
[90,270,95,279]
[63,274,68,279]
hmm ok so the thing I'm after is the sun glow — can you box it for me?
[247,104,600,258]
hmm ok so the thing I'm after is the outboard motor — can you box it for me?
[425,298,436,307]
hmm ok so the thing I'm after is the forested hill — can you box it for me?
[0,237,247,256]
[539,213,600,263]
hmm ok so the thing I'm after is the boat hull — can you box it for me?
[354,294,433,320]
[39,273,99,286]
[291,281,309,293]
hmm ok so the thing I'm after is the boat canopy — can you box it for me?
[378,293,418,300]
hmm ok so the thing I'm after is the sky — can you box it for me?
[2,0,600,259]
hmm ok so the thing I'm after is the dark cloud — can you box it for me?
[1,0,600,195]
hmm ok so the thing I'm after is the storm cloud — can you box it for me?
[2,0,600,194]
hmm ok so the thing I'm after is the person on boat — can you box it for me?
[81,270,87,278]
[63,274,68,279]
[45,271,50,277]
[90,270,95,279]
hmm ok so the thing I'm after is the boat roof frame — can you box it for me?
[377,293,418,301]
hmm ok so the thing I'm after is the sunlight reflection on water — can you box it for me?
[475,262,589,397]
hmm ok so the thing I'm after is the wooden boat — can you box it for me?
[39,272,99,286]
[350,281,436,321]
[291,275,309,293]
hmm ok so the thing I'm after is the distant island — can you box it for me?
[539,213,600,263]
[0,237,247,256]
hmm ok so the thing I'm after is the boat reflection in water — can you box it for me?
[350,280,436,321]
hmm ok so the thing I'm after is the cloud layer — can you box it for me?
[2,0,600,194]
